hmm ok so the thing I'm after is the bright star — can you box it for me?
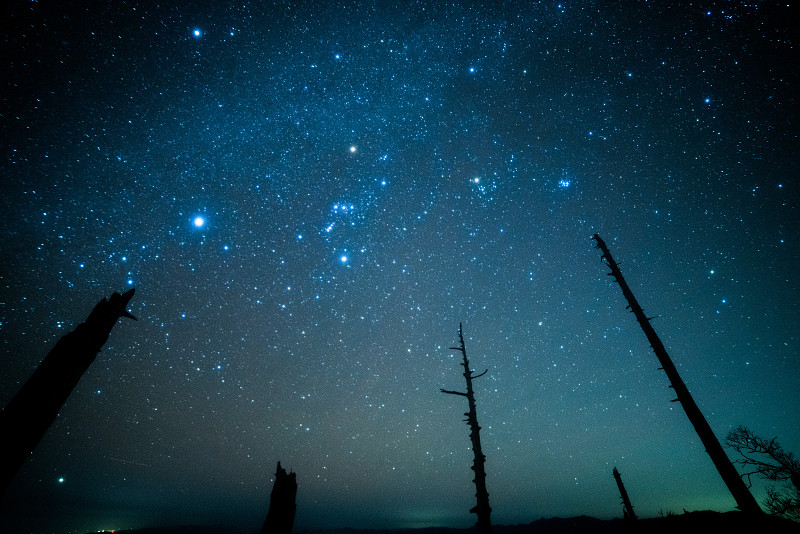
[349,145,357,153]
[193,216,205,228]
[193,29,202,38]
[341,255,348,263]
[58,477,64,483]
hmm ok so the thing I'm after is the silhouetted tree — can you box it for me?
[0,289,136,496]
[260,461,297,534]
[592,234,762,515]
[440,323,492,534]
[613,467,638,521]
[726,426,800,521]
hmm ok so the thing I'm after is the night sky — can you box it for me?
[1,2,798,533]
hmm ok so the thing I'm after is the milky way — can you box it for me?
[1,2,797,532]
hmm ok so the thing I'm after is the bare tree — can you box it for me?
[441,323,492,534]
[613,467,637,521]
[726,426,800,521]
[260,461,297,534]
[592,234,762,514]
[0,289,137,496]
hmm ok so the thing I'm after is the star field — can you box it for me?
[1,2,798,532]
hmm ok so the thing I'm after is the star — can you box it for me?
[1,3,795,531]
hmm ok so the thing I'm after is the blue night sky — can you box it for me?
[1,2,797,532]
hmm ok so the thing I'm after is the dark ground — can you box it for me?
[95,511,800,534]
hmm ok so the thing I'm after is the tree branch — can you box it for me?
[726,425,800,486]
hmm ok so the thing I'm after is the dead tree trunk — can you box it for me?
[593,234,762,515]
[260,461,297,534]
[613,467,637,521]
[441,323,492,534]
[0,289,137,496]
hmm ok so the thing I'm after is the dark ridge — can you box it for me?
[91,511,800,534]
[103,527,244,534]
[297,511,800,534]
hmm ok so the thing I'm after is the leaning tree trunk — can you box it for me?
[593,234,762,515]
[612,467,637,521]
[0,289,137,496]
[441,323,492,534]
